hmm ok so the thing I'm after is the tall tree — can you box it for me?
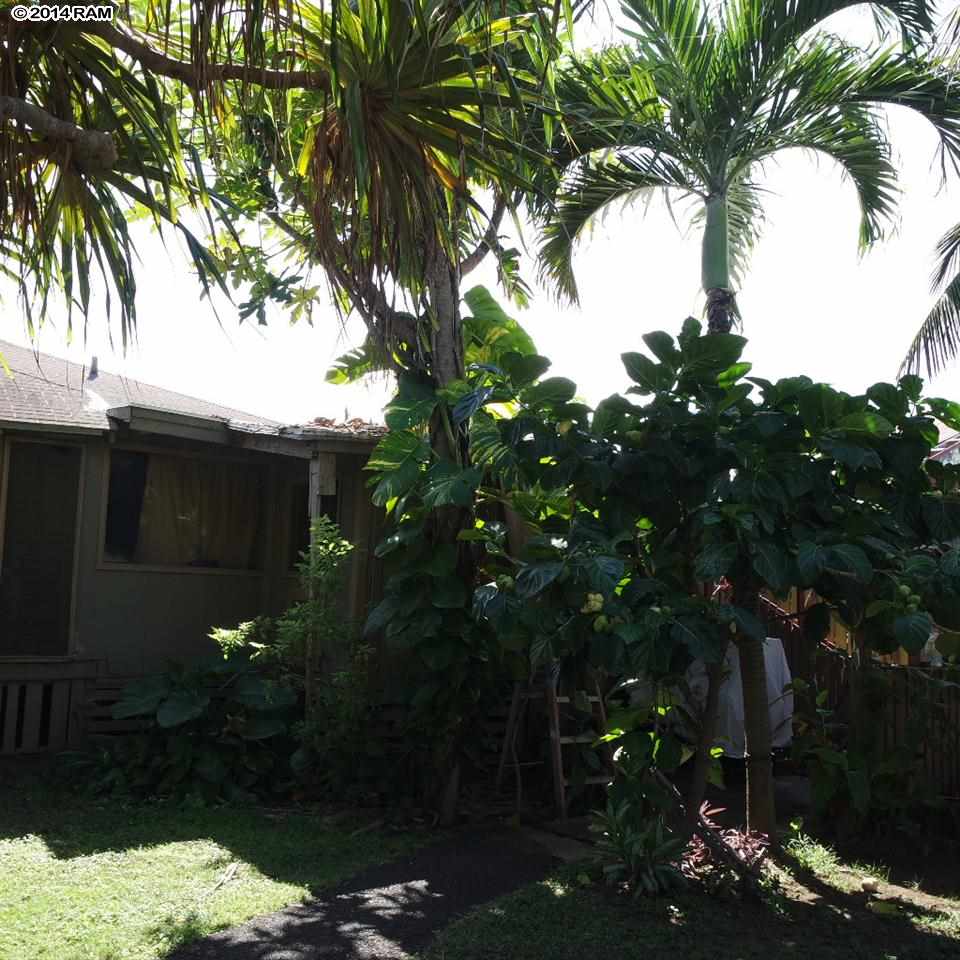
[900,5,960,378]
[1,1,549,379]
[536,0,960,837]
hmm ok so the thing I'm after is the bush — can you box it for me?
[69,656,297,803]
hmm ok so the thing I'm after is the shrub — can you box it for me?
[75,656,297,803]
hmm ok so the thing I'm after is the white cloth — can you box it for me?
[628,637,793,758]
[709,637,793,758]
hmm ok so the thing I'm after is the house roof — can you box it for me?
[0,339,281,434]
[932,432,960,465]
[0,339,385,451]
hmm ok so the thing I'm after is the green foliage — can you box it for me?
[791,669,956,838]
[291,641,389,798]
[91,658,297,803]
[592,713,688,897]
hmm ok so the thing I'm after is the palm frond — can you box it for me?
[619,0,718,87]
[538,149,698,302]
[721,1,935,68]
[901,272,960,377]
[932,221,960,292]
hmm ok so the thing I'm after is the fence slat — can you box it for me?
[1,684,21,754]
[47,681,71,750]
[19,683,44,753]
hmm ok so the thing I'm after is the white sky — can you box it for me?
[2,7,959,424]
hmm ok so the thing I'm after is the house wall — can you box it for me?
[1,431,382,678]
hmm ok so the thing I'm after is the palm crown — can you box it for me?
[539,0,960,334]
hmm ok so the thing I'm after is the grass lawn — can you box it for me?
[423,836,960,960]
[0,771,420,960]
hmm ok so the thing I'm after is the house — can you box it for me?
[0,340,385,755]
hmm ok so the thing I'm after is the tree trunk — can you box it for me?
[701,192,735,334]
[702,203,776,840]
[684,654,726,836]
[739,630,777,842]
[424,240,470,825]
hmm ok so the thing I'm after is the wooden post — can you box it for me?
[308,453,337,515]
[305,453,337,714]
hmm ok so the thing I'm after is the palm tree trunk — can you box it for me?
[702,200,777,840]
[702,193,735,335]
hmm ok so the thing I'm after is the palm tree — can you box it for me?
[540,0,958,334]
[900,5,960,379]
[537,0,960,837]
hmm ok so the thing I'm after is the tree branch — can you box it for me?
[0,12,331,92]
[461,194,507,276]
[86,21,330,92]
[0,95,117,172]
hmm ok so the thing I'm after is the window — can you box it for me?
[104,450,264,569]
[287,477,337,570]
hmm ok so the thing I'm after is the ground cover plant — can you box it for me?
[0,772,420,960]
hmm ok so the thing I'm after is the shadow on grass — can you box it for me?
[0,761,419,897]
[159,827,556,960]
[423,863,960,960]
[1,764,557,960]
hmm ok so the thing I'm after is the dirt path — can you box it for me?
[166,827,557,960]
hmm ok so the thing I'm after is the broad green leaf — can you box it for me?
[385,376,438,430]
[642,331,681,368]
[717,362,752,387]
[797,542,826,584]
[157,689,210,728]
[522,377,577,408]
[941,549,960,578]
[501,352,551,386]
[751,542,791,592]
[581,555,625,594]
[834,412,894,437]
[516,562,564,599]
[681,333,747,373]
[694,542,738,580]
[717,382,753,412]
[827,544,873,583]
[818,438,881,471]
[452,387,494,425]
[111,675,172,719]
[622,352,673,394]
[366,430,430,507]
[421,463,482,508]
[921,495,960,541]
[898,375,923,401]
[924,397,960,431]
[894,612,933,652]
[242,710,288,740]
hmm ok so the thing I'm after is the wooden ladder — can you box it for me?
[497,663,613,822]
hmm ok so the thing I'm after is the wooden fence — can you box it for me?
[761,600,960,799]
[0,661,99,755]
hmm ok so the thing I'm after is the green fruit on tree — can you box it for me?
[898,584,912,598]
[593,615,610,633]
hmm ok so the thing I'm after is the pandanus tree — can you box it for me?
[537,0,960,837]
[1,0,548,387]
